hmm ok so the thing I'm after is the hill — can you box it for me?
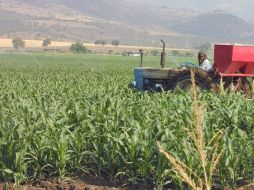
[128,0,254,21]
[173,11,254,43]
[0,0,254,48]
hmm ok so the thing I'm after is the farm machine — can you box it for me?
[132,40,254,95]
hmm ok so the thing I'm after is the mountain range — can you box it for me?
[0,0,254,48]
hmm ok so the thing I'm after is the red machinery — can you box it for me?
[132,42,253,95]
[214,44,254,77]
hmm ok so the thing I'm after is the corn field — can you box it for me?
[0,53,254,189]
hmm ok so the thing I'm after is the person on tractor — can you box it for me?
[198,51,212,72]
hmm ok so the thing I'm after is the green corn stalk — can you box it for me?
[0,53,254,189]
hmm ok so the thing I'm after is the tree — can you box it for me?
[151,50,159,56]
[12,37,25,49]
[185,52,194,57]
[101,40,106,46]
[112,40,120,46]
[94,40,101,45]
[42,39,51,47]
[171,50,180,56]
[198,43,211,52]
[94,40,106,46]
[70,42,88,53]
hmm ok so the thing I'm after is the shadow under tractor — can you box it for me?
[132,41,254,96]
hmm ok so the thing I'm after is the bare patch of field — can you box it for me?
[0,38,197,54]
[0,38,72,48]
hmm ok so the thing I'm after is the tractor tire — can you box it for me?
[243,79,252,98]
[224,77,252,97]
[170,69,213,91]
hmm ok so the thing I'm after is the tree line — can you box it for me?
[11,37,211,55]
[11,37,120,50]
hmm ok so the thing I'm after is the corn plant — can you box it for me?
[0,53,254,189]
[158,70,224,190]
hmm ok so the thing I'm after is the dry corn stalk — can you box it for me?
[158,70,224,190]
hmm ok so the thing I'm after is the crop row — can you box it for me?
[0,53,254,189]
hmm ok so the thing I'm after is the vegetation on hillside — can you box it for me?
[111,40,120,46]
[42,39,51,47]
[70,42,88,53]
[12,37,25,49]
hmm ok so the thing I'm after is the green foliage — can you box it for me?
[70,42,88,53]
[185,52,194,57]
[150,50,159,56]
[12,37,25,49]
[198,43,211,52]
[94,40,106,46]
[171,50,180,56]
[111,40,120,46]
[0,53,253,189]
[42,39,51,47]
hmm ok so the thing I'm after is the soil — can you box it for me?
[236,184,254,190]
[0,176,128,190]
[1,177,254,190]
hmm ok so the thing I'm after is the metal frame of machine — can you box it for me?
[132,41,254,94]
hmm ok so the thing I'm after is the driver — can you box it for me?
[198,51,212,72]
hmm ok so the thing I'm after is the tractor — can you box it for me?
[132,40,254,95]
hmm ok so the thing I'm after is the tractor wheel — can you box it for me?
[171,70,212,91]
[224,77,252,97]
[243,79,252,98]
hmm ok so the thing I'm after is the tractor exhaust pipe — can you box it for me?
[139,49,144,67]
[160,40,166,69]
